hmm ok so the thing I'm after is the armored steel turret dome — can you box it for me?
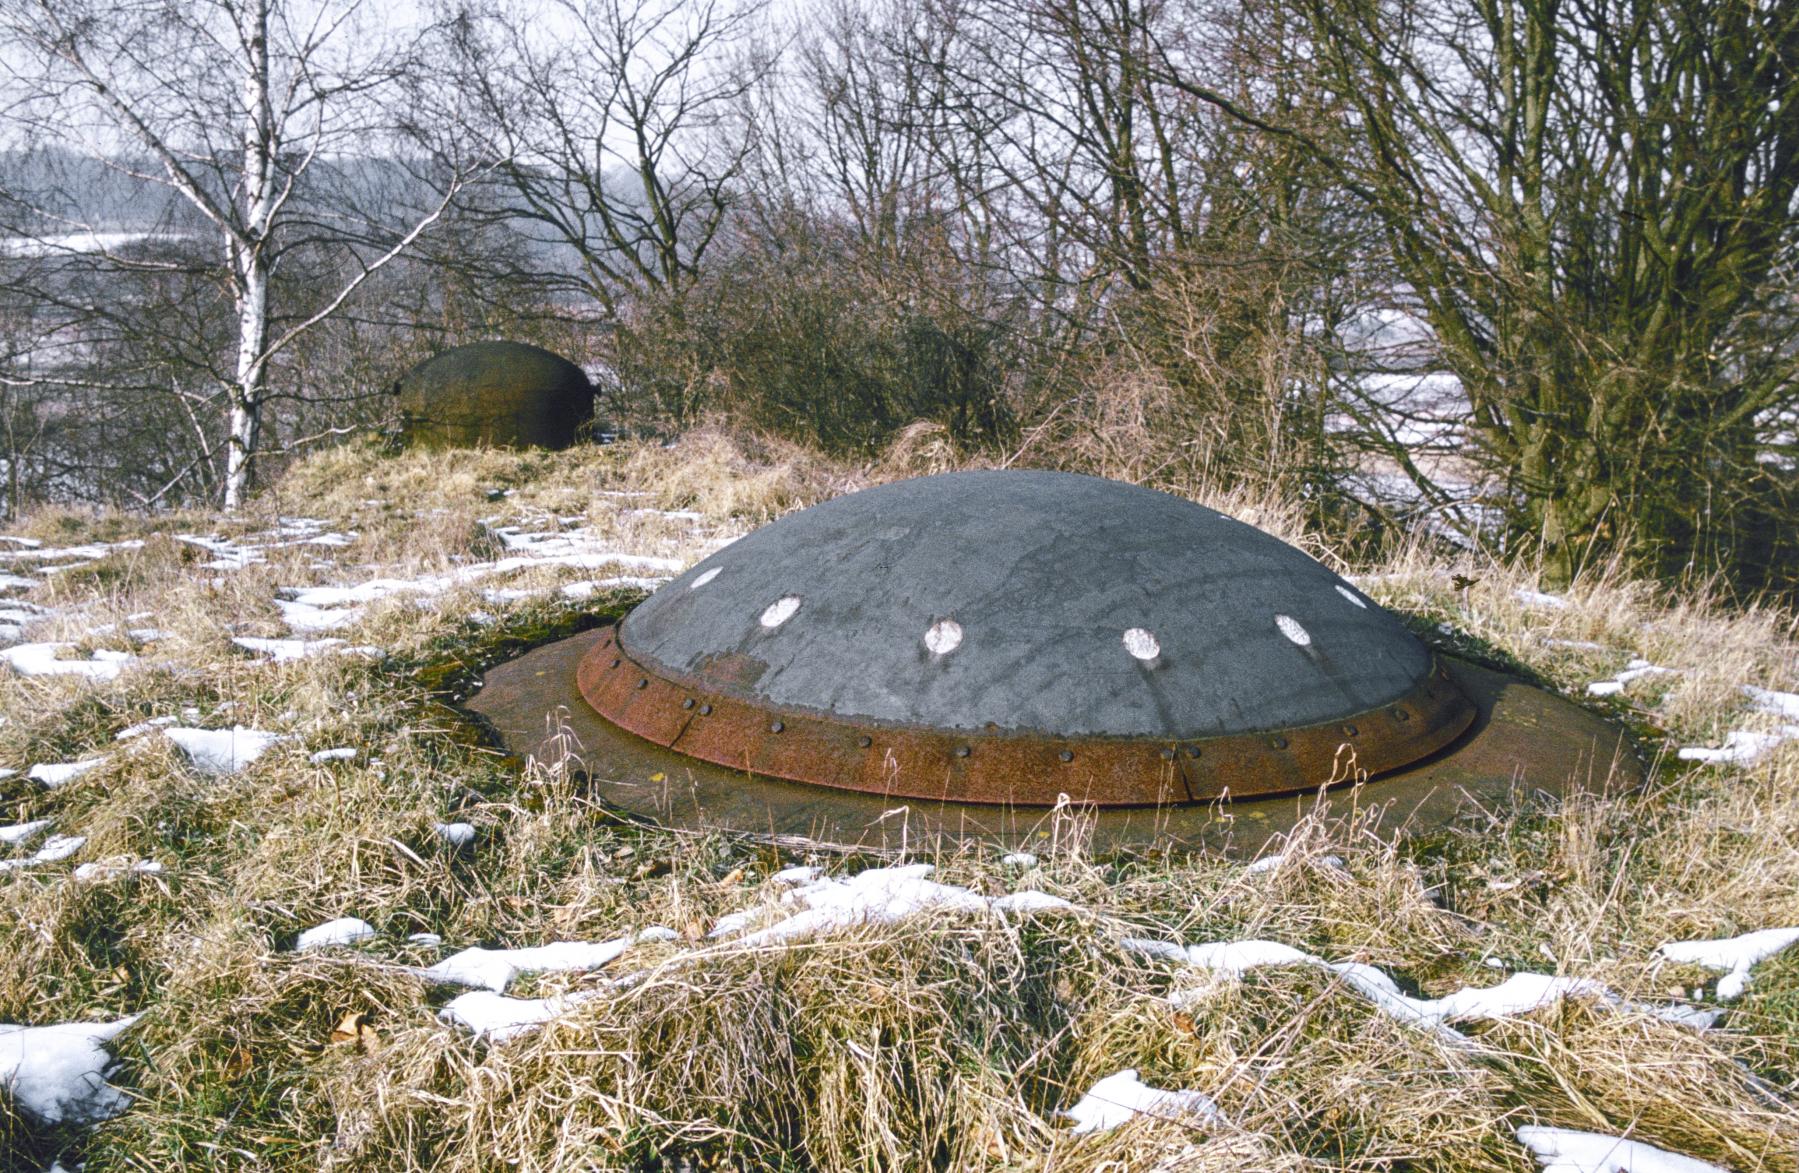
[393,341,593,450]
[469,471,1637,850]
[583,471,1471,805]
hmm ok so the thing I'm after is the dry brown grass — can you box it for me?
[0,431,1793,1171]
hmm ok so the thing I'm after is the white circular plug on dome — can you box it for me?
[1275,614,1312,646]
[760,596,802,628]
[924,618,963,655]
[1122,627,1161,661]
[691,567,722,590]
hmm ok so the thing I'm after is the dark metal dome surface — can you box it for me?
[394,341,593,450]
[580,471,1475,806]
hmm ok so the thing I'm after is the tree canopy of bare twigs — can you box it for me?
[0,0,1796,593]
[0,0,473,507]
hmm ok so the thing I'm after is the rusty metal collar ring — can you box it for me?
[578,626,1476,806]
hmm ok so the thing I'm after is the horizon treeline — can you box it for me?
[1,0,1796,593]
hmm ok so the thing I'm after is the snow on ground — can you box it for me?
[1515,1126,1725,1173]
[439,866,1077,1042]
[1061,1068,1222,1135]
[1742,684,1799,720]
[232,636,383,663]
[0,834,86,872]
[1244,851,1346,875]
[0,1016,139,1125]
[28,758,107,788]
[270,531,684,635]
[275,598,363,633]
[0,818,53,845]
[1126,936,1713,1040]
[116,716,179,740]
[421,937,637,993]
[1587,659,1677,697]
[710,863,1074,949]
[1657,927,1799,1000]
[296,917,377,950]
[73,858,164,882]
[1514,589,1569,609]
[1,642,135,680]
[1677,728,1799,766]
[440,989,607,1042]
[162,726,287,775]
[432,822,476,847]
[309,747,356,763]
[1673,680,1799,765]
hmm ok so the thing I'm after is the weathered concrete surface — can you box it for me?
[394,341,593,450]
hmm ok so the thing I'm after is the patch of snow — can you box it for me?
[116,716,178,739]
[276,544,683,635]
[729,864,990,947]
[1542,638,1605,651]
[1646,1004,1722,1029]
[990,890,1077,915]
[295,917,376,950]
[1514,589,1569,609]
[1184,939,1315,974]
[706,910,760,939]
[433,822,476,848]
[308,747,356,764]
[722,864,1074,949]
[163,726,287,775]
[440,989,604,1043]
[72,858,164,882]
[28,758,106,788]
[0,834,86,871]
[1244,851,1347,874]
[1587,659,1677,697]
[1,642,134,680]
[1136,936,1699,1042]
[635,926,680,943]
[0,819,52,845]
[770,865,821,885]
[1515,1125,1725,1173]
[1061,1068,1222,1135]
[1657,927,1799,1000]
[0,1015,139,1125]
[421,937,636,993]
[1741,684,1799,721]
[1002,852,1039,867]
[409,932,443,947]
[1676,728,1799,766]
[233,636,347,662]
[274,598,362,633]
[1120,937,1191,963]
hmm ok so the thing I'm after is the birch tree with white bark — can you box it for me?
[1,0,470,507]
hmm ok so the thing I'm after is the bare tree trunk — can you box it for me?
[225,256,268,509]
[223,0,272,509]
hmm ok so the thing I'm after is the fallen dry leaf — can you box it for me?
[330,1011,381,1053]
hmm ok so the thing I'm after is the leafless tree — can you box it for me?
[435,0,768,314]
[1267,0,1799,582]
[1,0,473,507]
